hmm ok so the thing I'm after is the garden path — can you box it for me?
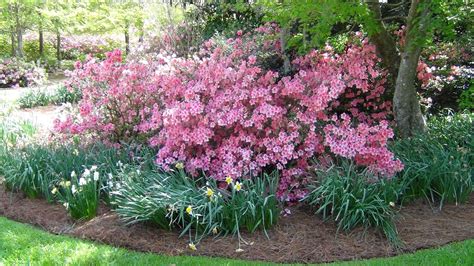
[0,73,67,131]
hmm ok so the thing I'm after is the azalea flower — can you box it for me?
[186,205,193,215]
[234,181,242,191]
[225,176,233,185]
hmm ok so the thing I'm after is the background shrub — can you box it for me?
[0,58,47,88]
[18,85,82,109]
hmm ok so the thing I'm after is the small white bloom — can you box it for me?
[91,165,98,171]
[93,171,100,181]
[83,169,91,178]
[71,171,77,178]
[79,178,87,186]
[108,173,113,180]
[63,202,69,209]
[116,161,123,167]
[71,185,77,194]
[136,169,141,175]
[115,182,121,189]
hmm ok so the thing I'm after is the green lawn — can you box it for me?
[0,216,473,266]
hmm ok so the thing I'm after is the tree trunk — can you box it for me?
[10,29,16,57]
[280,26,291,75]
[393,0,430,137]
[56,31,61,68]
[16,27,23,58]
[366,1,400,92]
[39,26,44,58]
[125,28,130,54]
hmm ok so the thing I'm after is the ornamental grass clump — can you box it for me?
[112,165,279,248]
[303,160,401,246]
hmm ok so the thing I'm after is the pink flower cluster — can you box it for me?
[56,29,403,200]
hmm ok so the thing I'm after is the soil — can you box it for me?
[1,186,473,264]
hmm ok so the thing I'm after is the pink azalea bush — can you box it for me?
[55,28,403,200]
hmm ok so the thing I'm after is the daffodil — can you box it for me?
[389,201,395,207]
[108,173,113,180]
[175,162,184,170]
[83,169,91,178]
[91,165,98,171]
[71,185,77,194]
[93,171,100,181]
[51,187,58,195]
[225,176,233,185]
[79,177,87,186]
[65,181,71,187]
[186,205,193,215]
[188,243,197,251]
[71,171,77,178]
[234,181,242,191]
[73,149,79,156]
[206,187,214,197]
[212,227,218,234]
[63,202,69,209]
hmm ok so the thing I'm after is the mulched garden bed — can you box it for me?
[1,185,473,264]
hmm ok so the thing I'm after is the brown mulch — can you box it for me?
[1,186,473,264]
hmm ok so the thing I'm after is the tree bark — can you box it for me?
[10,28,16,57]
[39,25,44,57]
[393,0,429,137]
[16,27,23,58]
[56,31,61,67]
[124,27,130,54]
[366,0,400,93]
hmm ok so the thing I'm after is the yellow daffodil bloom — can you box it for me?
[175,162,184,170]
[212,227,218,235]
[51,187,58,195]
[186,205,193,215]
[188,243,197,251]
[234,181,242,191]
[206,187,214,197]
[389,201,395,207]
[225,176,233,185]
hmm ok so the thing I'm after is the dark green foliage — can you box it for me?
[304,161,401,246]
[186,0,263,39]
[391,113,473,207]
[112,167,279,244]
[0,141,155,204]
[459,84,474,111]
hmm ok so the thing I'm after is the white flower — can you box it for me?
[116,161,123,167]
[108,173,113,180]
[93,171,100,181]
[63,202,69,209]
[71,185,77,194]
[83,169,91,178]
[79,178,87,186]
[91,165,98,171]
[71,171,77,178]
[136,169,141,175]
